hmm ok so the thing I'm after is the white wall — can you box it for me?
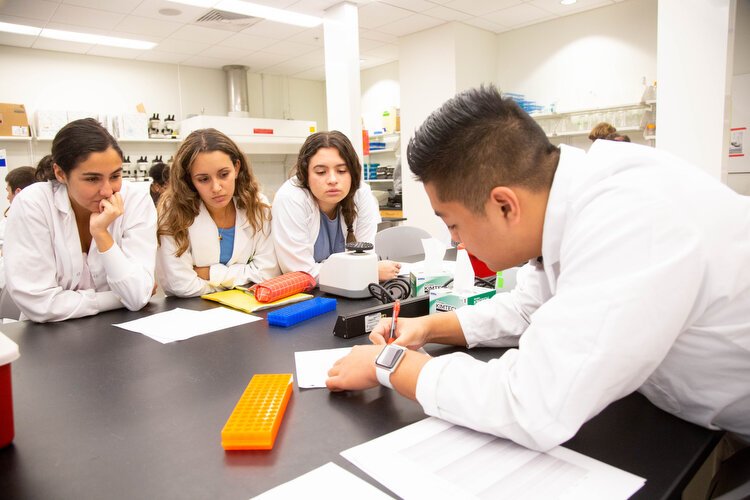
[455,23,497,92]
[727,0,750,194]
[657,0,734,179]
[399,23,497,240]
[495,0,657,113]
[400,23,463,243]
[361,61,400,132]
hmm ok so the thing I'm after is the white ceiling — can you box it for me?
[0,0,626,80]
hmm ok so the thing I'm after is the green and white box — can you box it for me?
[429,286,496,313]
[410,271,452,297]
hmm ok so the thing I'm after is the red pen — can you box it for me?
[387,300,400,344]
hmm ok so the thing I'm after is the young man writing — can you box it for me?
[326,85,750,453]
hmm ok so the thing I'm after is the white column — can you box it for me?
[656,0,736,180]
[400,23,496,243]
[323,2,363,160]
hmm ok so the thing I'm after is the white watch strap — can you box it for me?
[376,365,394,389]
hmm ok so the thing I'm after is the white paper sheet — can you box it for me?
[342,417,645,500]
[294,347,352,388]
[251,462,393,499]
[113,307,262,343]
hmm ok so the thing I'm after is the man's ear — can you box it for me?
[488,186,520,221]
[14,187,22,196]
[53,163,66,184]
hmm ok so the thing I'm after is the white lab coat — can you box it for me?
[4,180,157,322]
[156,196,279,297]
[416,141,750,451]
[271,178,381,278]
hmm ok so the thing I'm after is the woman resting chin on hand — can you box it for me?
[4,118,157,322]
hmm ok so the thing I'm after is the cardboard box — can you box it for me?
[410,271,452,297]
[0,103,30,137]
[429,286,496,313]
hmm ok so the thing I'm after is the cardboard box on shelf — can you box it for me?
[0,103,30,137]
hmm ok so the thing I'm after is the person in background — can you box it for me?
[148,161,170,205]
[156,128,279,297]
[605,132,631,142]
[272,131,400,281]
[33,154,54,182]
[588,121,617,141]
[4,118,157,322]
[326,86,750,456]
[0,165,40,290]
[4,166,37,216]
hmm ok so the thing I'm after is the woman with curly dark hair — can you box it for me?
[156,128,279,297]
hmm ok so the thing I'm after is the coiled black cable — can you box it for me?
[368,277,412,304]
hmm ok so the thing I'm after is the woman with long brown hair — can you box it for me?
[272,130,400,281]
[156,128,279,297]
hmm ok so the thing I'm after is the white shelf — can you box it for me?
[368,149,397,155]
[34,137,180,143]
[532,102,656,139]
[119,138,180,143]
[366,179,393,184]
[547,125,643,138]
[0,136,32,142]
[369,132,400,140]
[531,102,650,120]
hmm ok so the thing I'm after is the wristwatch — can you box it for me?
[375,343,407,389]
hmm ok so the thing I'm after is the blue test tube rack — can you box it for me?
[267,298,337,327]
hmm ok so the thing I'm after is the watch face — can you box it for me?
[376,345,405,369]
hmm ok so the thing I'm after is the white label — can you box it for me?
[364,312,383,333]
[11,125,28,137]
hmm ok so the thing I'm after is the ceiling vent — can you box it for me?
[194,9,260,32]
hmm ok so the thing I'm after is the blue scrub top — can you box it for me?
[218,226,235,265]
[313,210,345,263]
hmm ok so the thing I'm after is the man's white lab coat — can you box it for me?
[416,141,750,451]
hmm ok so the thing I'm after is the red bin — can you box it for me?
[457,244,496,278]
[0,333,20,448]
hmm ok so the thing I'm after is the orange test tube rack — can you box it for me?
[221,373,293,450]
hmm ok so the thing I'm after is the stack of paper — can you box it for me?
[341,417,645,500]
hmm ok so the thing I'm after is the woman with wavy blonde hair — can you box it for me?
[156,128,279,297]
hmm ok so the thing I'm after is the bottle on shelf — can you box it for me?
[641,81,657,103]
[122,156,133,179]
[148,114,162,139]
